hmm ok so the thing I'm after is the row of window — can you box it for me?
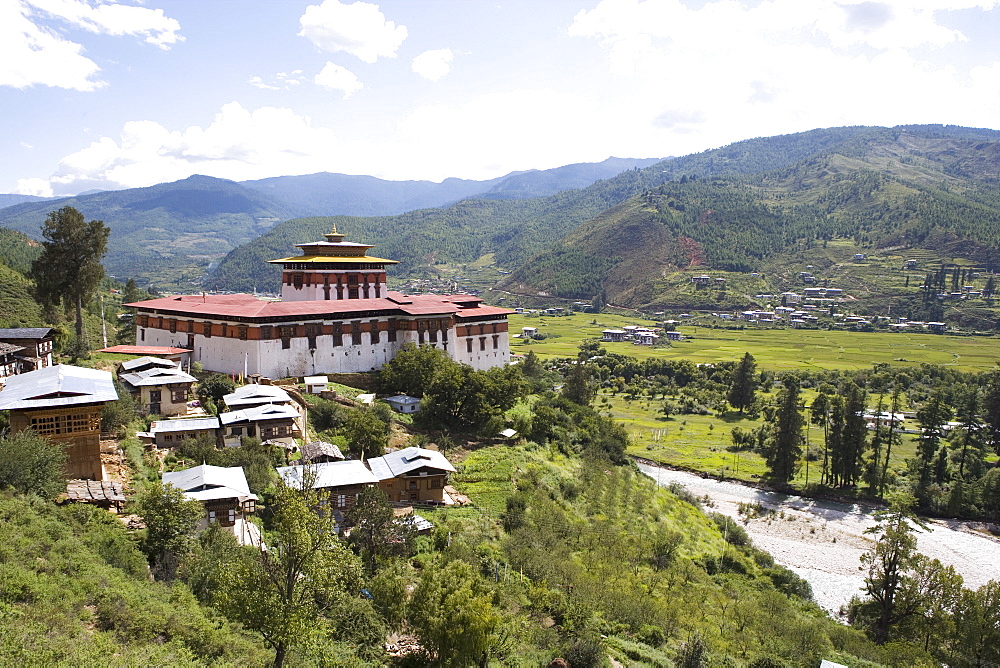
[30,411,100,436]
[466,335,501,353]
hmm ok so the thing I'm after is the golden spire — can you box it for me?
[324,225,346,243]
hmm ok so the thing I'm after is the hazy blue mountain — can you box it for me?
[238,157,666,216]
[0,194,53,208]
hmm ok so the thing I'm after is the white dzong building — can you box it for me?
[127,227,513,378]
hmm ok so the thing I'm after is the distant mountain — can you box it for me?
[0,194,53,208]
[238,157,666,216]
[212,126,926,293]
[0,158,663,291]
[0,175,296,285]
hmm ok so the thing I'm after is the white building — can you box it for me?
[128,227,513,378]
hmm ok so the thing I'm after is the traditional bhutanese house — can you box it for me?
[163,464,259,546]
[119,364,197,417]
[0,364,118,480]
[634,331,659,346]
[126,227,513,377]
[0,327,54,372]
[665,331,682,341]
[385,395,421,413]
[366,446,457,504]
[145,416,221,448]
[223,383,305,434]
[0,343,24,380]
[118,355,178,374]
[219,403,300,448]
[300,440,345,464]
[601,329,626,342]
[276,460,378,512]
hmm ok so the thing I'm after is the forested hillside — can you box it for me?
[501,126,1000,315]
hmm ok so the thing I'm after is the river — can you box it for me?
[637,463,1000,616]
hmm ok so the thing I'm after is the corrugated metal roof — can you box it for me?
[149,417,220,434]
[99,345,190,355]
[120,356,179,371]
[126,292,513,320]
[120,367,197,388]
[163,464,256,501]
[219,403,299,425]
[277,460,378,489]
[0,364,118,410]
[223,384,292,408]
[366,447,456,479]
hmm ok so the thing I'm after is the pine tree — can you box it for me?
[726,352,757,414]
[766,377,804,485]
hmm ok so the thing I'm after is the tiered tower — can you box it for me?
[268,226,398,302]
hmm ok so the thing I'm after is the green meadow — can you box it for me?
[509,312,1000,372]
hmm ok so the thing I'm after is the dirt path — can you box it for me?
[638,463,1000,616]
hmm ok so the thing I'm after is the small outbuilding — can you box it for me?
[304,375,329,394]
[385,395,421,413]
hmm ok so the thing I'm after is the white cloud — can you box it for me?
[0,0,181,90]
[411,48,454,81]
[27,0,182,49]
[249,71,306,90]
[16,177,53,197]
[32,103,345,195]
[314,62,364,98]
[565,0,1000,155]
[299,0,407,63]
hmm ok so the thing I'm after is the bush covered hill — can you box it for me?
[499,125,1000,317]
[211,124,1000,302]
[0,158,660,294]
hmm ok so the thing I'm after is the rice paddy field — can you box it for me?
[509,312,1000,373]
[510,311,989,485]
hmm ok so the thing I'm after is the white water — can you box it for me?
[638,463,1000,615]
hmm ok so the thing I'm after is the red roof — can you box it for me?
[126,293,513,320]
[99,345,191,355]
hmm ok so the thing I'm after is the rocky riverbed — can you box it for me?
[638,463,1000,616]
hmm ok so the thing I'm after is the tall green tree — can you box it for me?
[30,207,110,341]
[765,377,804,484]
[134,480,204,579]
[853,496,954,646]
[346,486,415,572]
[409,559,503,667]
[840,382,869,487]
[727,352,757,414]
[981,366,1000,455]
[915,390,951,497]
[218,475,363,668]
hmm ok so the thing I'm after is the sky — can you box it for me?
[3,0,1000,197]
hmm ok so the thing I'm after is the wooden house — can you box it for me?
[219,403,300,448]
[276,460,378,512]
[163,464,259,545]
[385,395,421,413]
[145,416,221,448]
[0,343,24,380]
[0,327,54,372]
[0,365,118,480]
[119,361,196,417]
[300,440,345,463]
[366,446,457,504]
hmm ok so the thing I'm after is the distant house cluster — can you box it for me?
[601,324,677,345]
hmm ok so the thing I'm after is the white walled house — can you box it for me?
[127,227,513,377]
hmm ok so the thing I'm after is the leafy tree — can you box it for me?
[727,352,757,414]
[197,373,236,404]
[346,486,415,572]
[981,366,1000,455]
[949,581,1000,667]
[765,377,804,484]
[562,362,595,406]
[853,496,948,645]
[343,407,389,458]
[0,430,67,499]
[217,475,363,668]
[101,380,139,434]
[30,206,110,341]
[133,480,204,579]
[915,390,951,496]
[409,559,503,667]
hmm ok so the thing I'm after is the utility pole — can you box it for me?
[100,294,108,348]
